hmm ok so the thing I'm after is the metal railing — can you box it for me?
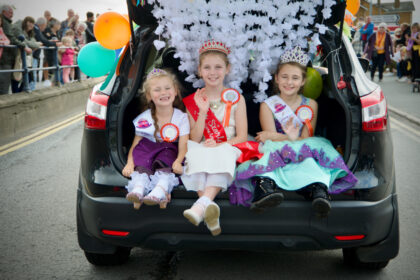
[0,45,81,93]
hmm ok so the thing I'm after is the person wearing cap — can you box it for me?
[0,5,31,94]
[365,22,393,82]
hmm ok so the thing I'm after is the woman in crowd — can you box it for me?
[42,17,61,84]
[364,22,393,82]
[11,16,41,92]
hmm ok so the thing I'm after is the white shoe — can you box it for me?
[42,80,52,87]
[126,191,144,210]
[183,201,205,226]
[183,208,204,226]
[398,77,408,82]
[204,202,221,236]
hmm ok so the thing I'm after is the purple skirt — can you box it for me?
[133,137,178,174]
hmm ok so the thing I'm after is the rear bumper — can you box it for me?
[77,182,399,256]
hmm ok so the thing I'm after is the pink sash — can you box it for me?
[183,92,228,143]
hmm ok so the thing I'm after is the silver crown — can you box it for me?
[146,68,168,79]
[280,46,310,66]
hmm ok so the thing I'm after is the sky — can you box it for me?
[6,0,420,23]
[9,0,128,22]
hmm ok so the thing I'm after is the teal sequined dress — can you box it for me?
[229,97,357,207]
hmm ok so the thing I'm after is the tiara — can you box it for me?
[146,68,168,79]
[280,46,310,66]
[199,40,231,55]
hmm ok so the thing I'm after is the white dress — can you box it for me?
[181,98,241,192]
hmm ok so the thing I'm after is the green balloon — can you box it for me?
[303,67,323,100]
[77,42,116,77]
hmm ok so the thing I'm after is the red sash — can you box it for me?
[183,92,228,143]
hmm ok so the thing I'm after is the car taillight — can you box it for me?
[334,234,365,241]
[85,88,109,130]
[102,229,130,237]
[360,87,387,132]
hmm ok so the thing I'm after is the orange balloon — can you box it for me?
[346,0,360,15]
[94,12,131,50]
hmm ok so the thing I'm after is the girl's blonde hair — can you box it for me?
[140,69,184,141]
[272,61,307,95]
[61,36,72,45]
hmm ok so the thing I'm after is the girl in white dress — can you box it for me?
[181,40,248,235]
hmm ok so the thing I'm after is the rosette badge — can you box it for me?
[160,123,180,142]
[295,105,314,137]
[221,88,240,128]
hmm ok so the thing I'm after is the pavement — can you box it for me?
[377,72,420,125]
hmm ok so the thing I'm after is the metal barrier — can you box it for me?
[0,45,80,93]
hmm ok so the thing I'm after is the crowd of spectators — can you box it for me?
[352,16,420,86]
[0,5,97,94]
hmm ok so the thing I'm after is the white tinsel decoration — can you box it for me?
[148,0,335,102]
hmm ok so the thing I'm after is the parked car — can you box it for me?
[77,1,398,268]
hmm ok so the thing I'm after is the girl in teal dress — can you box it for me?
[229,47,357,217]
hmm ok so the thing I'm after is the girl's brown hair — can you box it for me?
[140,69,185,142]
[22,16,35,37]
[272,61,307,95]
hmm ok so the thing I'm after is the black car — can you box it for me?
[77,1,398,268]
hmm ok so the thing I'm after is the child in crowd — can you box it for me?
[181,40,248,236]
[393,45,410,82]
[64,29,77,81]
[59,36,76,84]
[123,68,189,209]
[230,47,357,218]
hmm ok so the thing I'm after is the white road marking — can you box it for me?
[0,112,84,156]
[390,118,420,143]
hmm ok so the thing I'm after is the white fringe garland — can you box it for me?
[147,0,334,102]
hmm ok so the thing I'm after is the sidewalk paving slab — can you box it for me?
[376,74,420,124]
